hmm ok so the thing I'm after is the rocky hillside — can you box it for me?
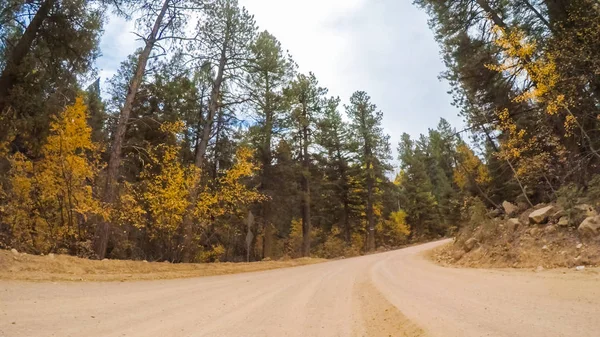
[435,201,600,269]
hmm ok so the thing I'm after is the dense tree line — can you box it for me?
[3,0,595,262]
[413,0,600,200]
[406,0,600,230]
[0,0,414,262]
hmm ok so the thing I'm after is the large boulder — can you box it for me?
[502,201,519,217]
[529,206,555,224]
[464,238,478,252]
[578,216,600,237]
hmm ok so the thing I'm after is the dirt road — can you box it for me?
[2,240,600,337]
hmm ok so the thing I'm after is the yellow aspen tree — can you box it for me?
[488,25,599,159]
[195,146,266,221]
[453,144,491,190]
[2,97,104,253]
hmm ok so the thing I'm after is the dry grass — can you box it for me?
[0,250,325,282]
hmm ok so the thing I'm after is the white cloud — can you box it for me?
[240,0,464,165]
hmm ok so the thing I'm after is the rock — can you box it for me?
[488,208,502,218]
[535,266,544,272]
[502,201,519,217]
[576,243,583,249]
[529,206,555,224]
[10,248,18,255]
[550,209,565,222]
[542,245,549,251]
[452,250,465,261]
[506,218,521,232]
[558,216,569,227]
[577,216,600,237]
[529,227,539,236]
[574,204,598,217]
[102,258,109,261]
[48,253,55,259]
[575,265,585,271]
[143,260,148,263]
[544,225,557,234]
[464,238,478,252]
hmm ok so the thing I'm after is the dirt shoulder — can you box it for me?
[0,250,325,282]
[429,232,600,270]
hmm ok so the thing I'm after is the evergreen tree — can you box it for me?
[245,30,294,258]
[286,72,327,256]
[316,96,356,243]
[397,133,440,239]
[346,91,391,251]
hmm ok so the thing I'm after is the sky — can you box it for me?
[96,0,464,165]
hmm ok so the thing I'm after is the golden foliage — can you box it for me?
[143,143,198,237]
[496,108,535,162]
[285,218,304,257]
[494,103,567,185]
[1,97,104,253]
[376,210,410,247]
[453,144,490,189]
[118,122,265,255]
[195,146,266,220]
[489,25,577,135]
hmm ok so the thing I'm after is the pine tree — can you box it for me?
[245,30,294,258]
[346,91,391,251]
[397,133,440,239]
[0,0,103,152]
[286,72,327,256]
[316,96,356,243]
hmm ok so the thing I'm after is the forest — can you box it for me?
[0,0,598,263]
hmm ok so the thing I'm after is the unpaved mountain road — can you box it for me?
[2,240,600,337]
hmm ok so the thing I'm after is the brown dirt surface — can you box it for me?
[433,214,600,269]
[0,249,325,282]
[353,281,426,337]
[3,240,600,337]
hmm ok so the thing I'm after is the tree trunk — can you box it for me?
[195,16,230,168]
[342,197,351,243]
[522,0,552,30]
[505,159,534,207]
[338,155,351,243]
[543,0,569,26]
[301,122,311,257]
[182,17,231,262]
[365,159,375,252]
[212,107,224,179]
[0,0,55,115]
[93,0,171,259]
[193,94,205,165]
[475,0,507,29]
[261,76,274,259]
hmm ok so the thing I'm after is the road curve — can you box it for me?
[2,240,600,337]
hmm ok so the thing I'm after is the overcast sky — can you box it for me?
[97,0,463,165]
